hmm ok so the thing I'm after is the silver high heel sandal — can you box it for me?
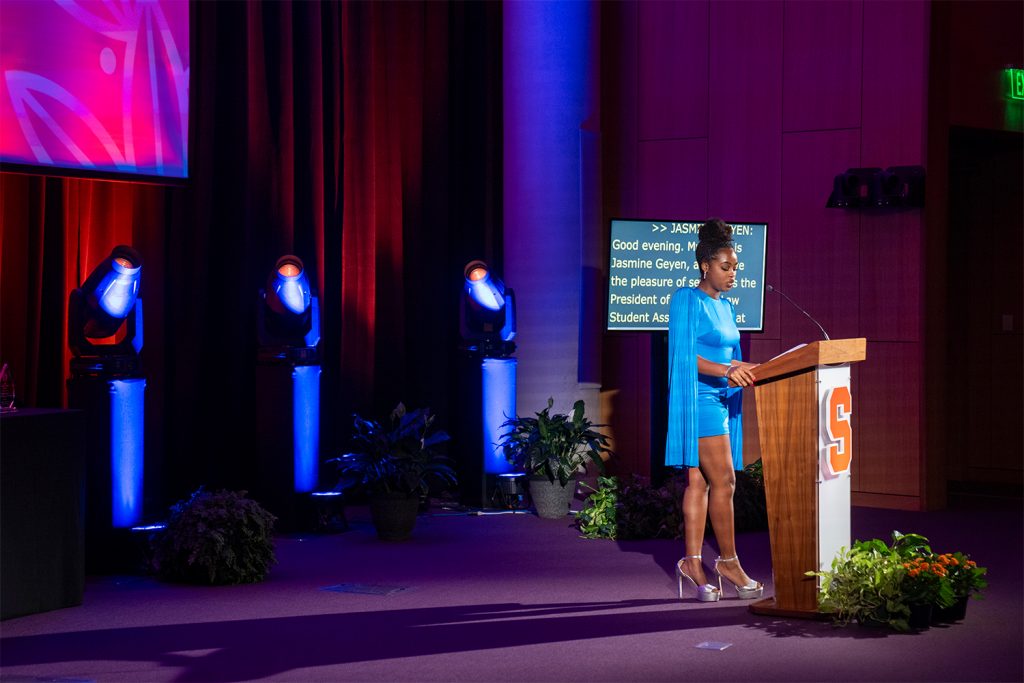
[676,555,721,602]
[714,555,764,599]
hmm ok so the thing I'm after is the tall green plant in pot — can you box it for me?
[328,403,456,540]
[498,398,611,519]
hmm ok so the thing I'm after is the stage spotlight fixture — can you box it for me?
[258,255,320,363]
[68,245,143,372]
[256,255,322,511]
[456,260,518,508]
[67,245,146,539]
[459,260,517,358]
[267,256,311,319]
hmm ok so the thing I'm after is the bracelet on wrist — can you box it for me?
[724,364,734,378]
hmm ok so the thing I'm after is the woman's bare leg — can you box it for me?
[699,434,756,588]
[681,466,710,585]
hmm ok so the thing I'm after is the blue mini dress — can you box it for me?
[694,289,740,437]
[664,287,744,470]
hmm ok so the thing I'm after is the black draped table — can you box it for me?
[1,408,86,620]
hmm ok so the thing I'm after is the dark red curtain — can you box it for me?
[0,0,501,510]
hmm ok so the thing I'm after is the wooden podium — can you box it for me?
[748,338,867,618]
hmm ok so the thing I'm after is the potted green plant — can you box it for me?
[576,475,619,538]
[149,488,277,585]
[498,398,611,519]
[931,551,987,622]
[899,555,956,628]
[328,403,456,541]
[810,530,970,632]
[576,473,685,540]
[811,538,911,631]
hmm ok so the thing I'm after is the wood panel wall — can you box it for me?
[927,1,1024,502]
[600,0,931,508]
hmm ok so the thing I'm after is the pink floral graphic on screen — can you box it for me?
[0,0,189,178]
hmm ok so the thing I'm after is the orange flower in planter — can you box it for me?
[901,556,955,608]
[936,552,987,600]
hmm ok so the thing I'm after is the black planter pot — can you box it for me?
[908,603,933,630]
[369,493,420,541]
[932,595,969,623]
[856,605,894,630]
[856,615,889,629]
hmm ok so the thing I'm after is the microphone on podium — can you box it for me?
[766,284,830,340]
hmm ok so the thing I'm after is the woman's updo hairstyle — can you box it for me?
[695,218,735,269]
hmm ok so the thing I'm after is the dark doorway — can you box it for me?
[946,126,1023,501]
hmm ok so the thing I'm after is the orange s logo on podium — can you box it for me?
[824,386,853,474]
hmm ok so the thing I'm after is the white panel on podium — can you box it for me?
[816,365,852,573]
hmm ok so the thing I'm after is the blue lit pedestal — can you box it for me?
[291,365,321,494]
[254,361,321,529]
[481,358,516,477]
[67,375,146,572]
[456,356,519,508]
[109,379,145,527]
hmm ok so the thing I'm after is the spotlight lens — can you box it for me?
[273,276,310,316]
[96,263,141,320]
[468,267,488,282]
[267,256,311,317]
[279,263,301,278]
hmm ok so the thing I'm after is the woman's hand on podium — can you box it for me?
[725,361,758,388]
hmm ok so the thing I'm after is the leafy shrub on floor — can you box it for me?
[150,488,277,584]
[733,459,768,533]
[618,473,685,539]
[576,474,683,540]
[576,460,767,540]
[809,531,988,632]
[576,476,619,538]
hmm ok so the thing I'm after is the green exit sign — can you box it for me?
[1008,69,1024,101]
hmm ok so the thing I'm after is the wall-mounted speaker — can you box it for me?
[826,165,925,209]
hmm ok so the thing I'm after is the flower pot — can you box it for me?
[369,493,420,541]
[855,605,895,630]
[932,595,969,624]
[528,476,576,519]
[908,603,933,630]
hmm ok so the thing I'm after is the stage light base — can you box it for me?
[70,355,141,379]
[307,492,350,534]
[489,472,528,510]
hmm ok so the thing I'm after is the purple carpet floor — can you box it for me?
[1,501,1021,682]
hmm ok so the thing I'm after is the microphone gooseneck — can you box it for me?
[766,284,830,340]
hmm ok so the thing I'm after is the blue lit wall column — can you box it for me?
[503,1,601,417]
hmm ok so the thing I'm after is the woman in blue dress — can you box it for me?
[666,218,763,602]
